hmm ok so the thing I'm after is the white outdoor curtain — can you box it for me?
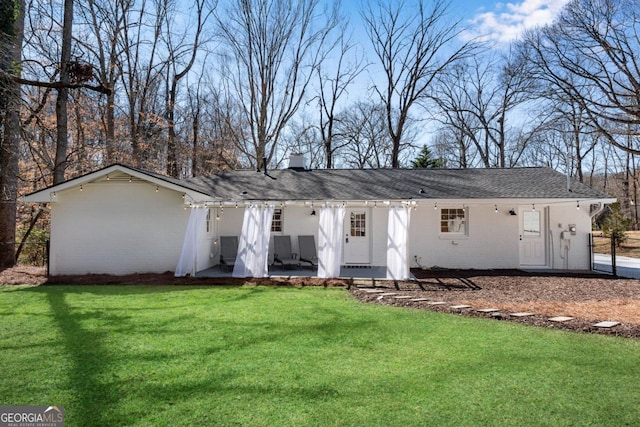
[232,204,275,278]
[317,205,346,278]
[175,207,209,277]
[386,204,412,280]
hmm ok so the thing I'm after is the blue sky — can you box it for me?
[342,0,571,46]
[456,0,570,43]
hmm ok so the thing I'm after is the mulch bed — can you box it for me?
[349,268,640,339]
[3,266,640,339]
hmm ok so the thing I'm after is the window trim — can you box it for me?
[271,208,283,233]
[439,207,469,238]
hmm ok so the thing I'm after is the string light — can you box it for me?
[434,202,438,210]
[80,185,83,192]
[495,204,498,213]
[532,204,535,211]
[155,186,159,193]
[576,200,580,210]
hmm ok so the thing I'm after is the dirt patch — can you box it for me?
[3,266,640,338]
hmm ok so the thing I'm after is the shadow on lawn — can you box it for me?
[46,290,123,426]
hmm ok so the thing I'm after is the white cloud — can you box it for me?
[463,0,571,44]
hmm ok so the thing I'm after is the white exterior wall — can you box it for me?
[205,201,595,272]
[410,205,520,269]
[49,182,188,275]
[547,205,592,270]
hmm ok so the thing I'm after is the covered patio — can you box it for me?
[195,265,414,280]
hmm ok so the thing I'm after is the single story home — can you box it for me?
[23,155,615,279]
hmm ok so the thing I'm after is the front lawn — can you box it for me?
[1,285,639,426]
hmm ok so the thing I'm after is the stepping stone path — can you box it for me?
[548,316,574,322]
[365,294,623,331]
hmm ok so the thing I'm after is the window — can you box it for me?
[350,212,366,237]
[440,208,467,234]
[271,208,283,232]
[205,209,212,234]
[523,210,541,237]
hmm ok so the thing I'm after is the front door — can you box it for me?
[519,208,546,266]
[344,209,371,264]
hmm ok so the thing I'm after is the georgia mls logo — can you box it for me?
[0,405,64,427]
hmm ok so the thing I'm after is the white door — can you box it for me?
[343,209,371,264]
[519,208,546,266]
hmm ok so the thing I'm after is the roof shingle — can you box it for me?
[185,167,611,201]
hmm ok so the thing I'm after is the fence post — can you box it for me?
[610,234,617,277]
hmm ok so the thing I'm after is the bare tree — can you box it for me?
[119,0,167,168]
[314,28,366,168]
[76,0,130,164]
[432,51,540,168]
[362,0,475,168]
[335,101,395,168]
[0,0,25,267]
[520,0,640,155]
[162,0,213,178]
[216,0,338,170]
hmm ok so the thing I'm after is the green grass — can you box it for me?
[1,285,639,426]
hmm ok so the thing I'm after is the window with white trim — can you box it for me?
[440,208,467,235]
[271,208,283,232]
[205,209,212,234]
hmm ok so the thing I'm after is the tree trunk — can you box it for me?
[54,0,74,184]
[0,0,25,268]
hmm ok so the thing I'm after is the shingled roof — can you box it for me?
[185,167,611,201]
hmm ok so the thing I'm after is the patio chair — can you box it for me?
[298,235,318,269]
[273,235,300,269]
[219,236,238,272]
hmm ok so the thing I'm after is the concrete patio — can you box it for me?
[195,265,413,280]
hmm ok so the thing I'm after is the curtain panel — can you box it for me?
[233,204,275,278]
[386,205,411,280]
[317,205,346,278]
[175,207,209,277]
